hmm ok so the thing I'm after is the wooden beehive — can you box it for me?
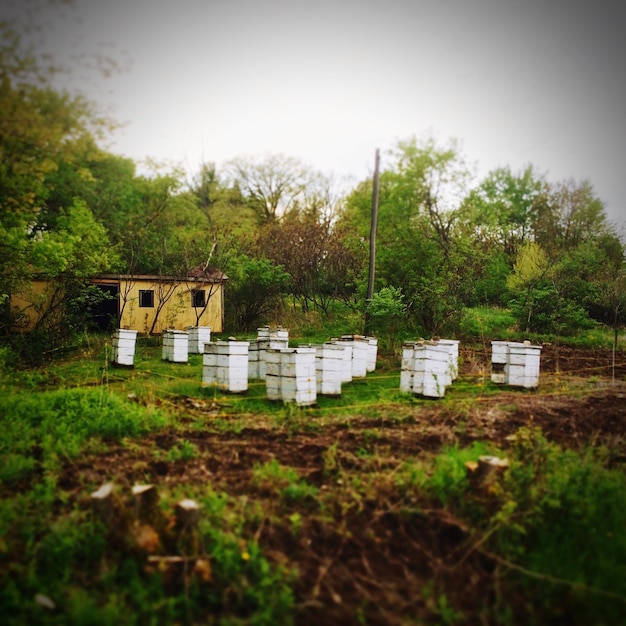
[490,340,508,384]
[365,336,378,373]
[202,340,249,393]
[438,338,459,381]
[265,347,317,406]
[187,326,211,354]
[505,342,542,388]
[111,329,138,367]
[337,335,369,378]
[162,329,189,363]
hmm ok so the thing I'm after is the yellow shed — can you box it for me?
[11,265,228,335]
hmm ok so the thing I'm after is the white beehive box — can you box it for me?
[505,342,542,388]
[264,349,283,400]
[401,341,449,398]
[400,341,416,393]
[111,329,138,367]
[365,336,378,373]
[301,343,344,396]
[265,348,317,406]
[257,326,289,341]
[281,348,316,406]
[415,342,450,398]
[490,340,508,384]
[339,335,369,378]
[248,337,289,379]
[438,339,459,381]
[202,340,249,392]
[187,326,211,354]
[270,326,289,342]
[162,329,189,363]
[330,340,353,383]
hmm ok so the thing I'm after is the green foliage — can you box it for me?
[414,441,496,504]
[367,286,407,343]
[458,307,516,340]
[252,458,319,504]
[0,387,167,475]
[224,254,290,331]
[164,439,200,462]
[420,430,626,624]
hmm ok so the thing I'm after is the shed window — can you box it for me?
[191,289,206,308]
[139,290,154,308]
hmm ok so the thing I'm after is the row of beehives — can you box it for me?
[111,326,378,407]
[202,327,379,407]
[111,326,212,367]
[400,338,542,398]
[112,328,542,405]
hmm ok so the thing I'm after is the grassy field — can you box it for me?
[1,333,626,625]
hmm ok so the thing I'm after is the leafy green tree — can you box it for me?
[507,241,551,333]
[341,135,471,335]
[8,199,119,360]
[224,255,290,331]
[367,286,407,347]
[0,2,118,326]
[461,165,544,260]
[533,179,614,253]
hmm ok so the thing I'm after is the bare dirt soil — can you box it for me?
[57,346,626,625]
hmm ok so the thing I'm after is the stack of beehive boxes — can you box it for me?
[248,326,289,379]
[490,341,508,384]
[438,339,459,382]
[162,329,189,363]
[265,347,317,406]
[334,335,369,378]
[504,341,542,388]
[491,341,542,388]
[202,340,250,393]
[187,326,211,355]
[111,329,138,367]
[299,342,345,396]
[365,336,378,373]
[400,339,457,398]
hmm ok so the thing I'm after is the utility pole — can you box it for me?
[364,148,380,335]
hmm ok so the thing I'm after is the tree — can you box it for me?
[534,179,616,254]
[0,0,119,335]
[185,161,254,233]
[340,135,472,335]
[460,165,544,260]
[224,153,316,225]
[594,264,626,383]
[389,135,472,257]
[507,241,551,333]
[223,255,290,332]
[258,213,363,314]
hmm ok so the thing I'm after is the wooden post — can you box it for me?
[364,148,380,336]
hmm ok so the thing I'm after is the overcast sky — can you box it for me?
[6,0,626,233]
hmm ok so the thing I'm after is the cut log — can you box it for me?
[175,499,200,530]
[466,455,509,490]
[132,484,162,527]
[90,482,130,546]
[90,482,116,526]
[174,499,200,555]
